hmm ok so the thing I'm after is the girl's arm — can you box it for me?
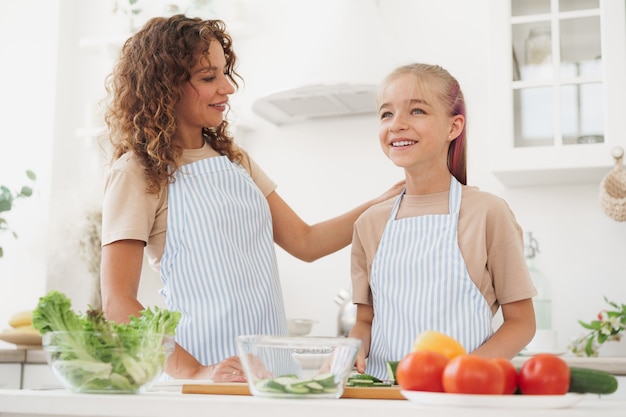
[471,298,536,359]
[348,303,374,373]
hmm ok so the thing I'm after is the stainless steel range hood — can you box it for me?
[251,84,377,125]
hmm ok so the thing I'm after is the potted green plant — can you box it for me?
[0,170,36,258]
[568,297,626,357]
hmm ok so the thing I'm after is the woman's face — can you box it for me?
[175,40,235,133]
[378,74,460,174]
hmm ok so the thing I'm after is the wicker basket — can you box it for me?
[600,146,626,221]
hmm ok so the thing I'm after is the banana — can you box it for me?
[8,310,33,328]
[3,325,39,335]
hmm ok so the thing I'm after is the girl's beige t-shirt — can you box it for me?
[351,186,537,315]
[101,143,276,272]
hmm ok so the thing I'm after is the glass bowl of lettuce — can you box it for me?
[42,331,175,394]
[34,290,180,394]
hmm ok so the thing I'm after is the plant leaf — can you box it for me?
[578,320,600,330]
[19,186,33,197]
[584,337,595,356]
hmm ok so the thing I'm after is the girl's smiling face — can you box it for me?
[378,74,462,175]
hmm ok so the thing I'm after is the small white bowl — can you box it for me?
[287,319,316,336]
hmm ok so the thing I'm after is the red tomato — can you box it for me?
[491,358,518,394]
[442,355,505,395]
[396,350,449,392]
[518,354,570,395]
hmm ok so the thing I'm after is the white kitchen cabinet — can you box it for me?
[488,0,626,187]
[0,364,21,389]
[21,363,62,390]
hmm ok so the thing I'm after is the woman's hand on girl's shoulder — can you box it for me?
[374,180,405,204]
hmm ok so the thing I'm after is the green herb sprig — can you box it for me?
[568,297,626,357]
[0,170,36,258]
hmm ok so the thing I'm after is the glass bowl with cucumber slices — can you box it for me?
[236,335,361,399]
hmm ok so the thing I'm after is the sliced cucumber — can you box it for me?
[305,381,325,392]
[313,372,336,387]
[346,372,394,388]
[386,361,399,384]
[255,379,283,393]
[264,376,298,391]
[346,379,375,387]
[284,384,310,394]
[255,373,340,395]
[349,373,383,383]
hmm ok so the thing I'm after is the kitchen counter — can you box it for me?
[0,347,45,364]
[512,356,626,376]
[4,347,625,371]
[0,387,625,417]
[0,349,25,363]
[0,348,57,390]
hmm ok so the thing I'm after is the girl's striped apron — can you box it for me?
[160,156,287,366]
[366,176,493,380]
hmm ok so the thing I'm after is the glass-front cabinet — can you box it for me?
[489,0,626,187]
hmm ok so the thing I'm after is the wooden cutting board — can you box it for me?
[182,383,405,400]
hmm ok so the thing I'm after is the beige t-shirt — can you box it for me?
[351,186,537,315]
[101,143,277,272]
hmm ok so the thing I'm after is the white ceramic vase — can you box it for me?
[598,337,626,357]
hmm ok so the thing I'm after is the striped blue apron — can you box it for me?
[366,176,493,380]
[159,156,287,366]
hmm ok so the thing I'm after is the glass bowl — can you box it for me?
[42,331,175,394]
[236,335,361,399]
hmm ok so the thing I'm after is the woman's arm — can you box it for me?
[100,239,145,322]
[348,303,374,373]
[268,181,404,262]
[471,298,536,359]
[100,239,247,381]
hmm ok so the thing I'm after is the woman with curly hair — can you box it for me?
[100,14,403,382]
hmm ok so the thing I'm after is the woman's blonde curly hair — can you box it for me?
[104,15,243,195]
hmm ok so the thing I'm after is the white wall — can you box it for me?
[0,0,58,339]
[1,0,625,355]
[231,0,496,336]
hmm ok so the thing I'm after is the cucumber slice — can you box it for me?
[349,373,383,383]
[256,379,283,393]
[265,376,299,391]
[284,384,310,394]
[386,361,399,384]
[255,374,341,395]
[347,379,375,387]
[313,372,336,388]
[305,381,325,392]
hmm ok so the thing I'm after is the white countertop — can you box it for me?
[0,347,45,364]
[1,387,625,417]
[511,356,626,375]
